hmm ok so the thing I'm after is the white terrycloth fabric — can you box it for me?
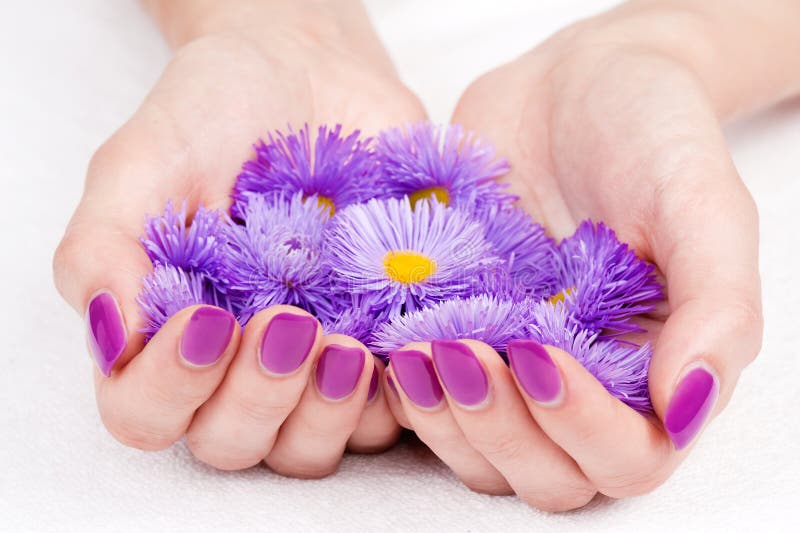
[1,1,798,531]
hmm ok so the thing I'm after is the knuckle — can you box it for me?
[266,455,338,480]
[722,300,764,359]
[468,430,526,463]
[52,232,84,299]
[185,432,261,471]
[233,391,295,426]
[100,411,177,451]
[519,486,597,513]
[595,454,673,498]
[461,476,513,496]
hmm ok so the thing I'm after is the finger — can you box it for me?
[53,128,204,376]
[346,357,403,453]
[95,305,239,450]
[430,340,596,511]
[264,334,373,478]
[507,339,674,498]
[649,157,762,450]
[383,370,412,430]
[388,344,511,495]
[185,305,322,470]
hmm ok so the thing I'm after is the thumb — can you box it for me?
[53,139,184,376]
[649,160,763,450]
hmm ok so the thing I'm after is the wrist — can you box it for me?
[569,0,800,119]
[143,0,367,50]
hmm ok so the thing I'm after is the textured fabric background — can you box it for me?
[1,1,798,531]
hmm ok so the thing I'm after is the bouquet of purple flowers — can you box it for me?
[137,122,663,413]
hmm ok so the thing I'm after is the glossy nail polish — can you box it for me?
[367,366,379,402]
[664,366,719,450]
[431,340,488,407]
[315,345,365,400]
[389,350,443,409]
[386,373,399,398]
[260,313,318,374]
[507,339,562,404]
[180,307,235,366]
[86,291,126,377]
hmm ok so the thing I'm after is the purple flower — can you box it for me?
[476,205,559,299]
[325,197,500,317]
[231,124,378,219]
[140,200,229,284]
[370,294,531,356]
[224,193,337,325]
[553,220,663,336]
[136,264,216,340]
[376,122,515,210]
[321,297,380,347]
[527,301,652,412]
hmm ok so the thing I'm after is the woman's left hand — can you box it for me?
[382,2,771,511]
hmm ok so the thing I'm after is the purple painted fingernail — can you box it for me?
[431,340,488,407]
[315,344,366,400]
[389,350,443,409]
[180,307,235,366]
[507,339,562,404]
[386,373,399,398]
[367,366,379,402]
[86,291,126,377]
[664,366,719,450]
[260,313,318,374]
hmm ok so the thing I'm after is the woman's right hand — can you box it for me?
[53,0,425,474]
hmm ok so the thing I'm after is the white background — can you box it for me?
[1,1,799,531]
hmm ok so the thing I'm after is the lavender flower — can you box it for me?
[476,205,559,299]
[321,298,380,347]
[527,301,652,412]
[224,192,337,325]
[140,200,229,284]
[231,124,378,219]
[137,264,210,339]
[553,220,662,336]
[376,122,515,210]
[325,197,500,317]
[370,294,531,356]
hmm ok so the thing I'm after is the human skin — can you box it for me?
[384,0,800,511]
[53,0,799,510]
[53,0,424,475]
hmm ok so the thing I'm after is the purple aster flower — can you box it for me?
[321,297,381,347]
[375,122,515,210]
[527,301,652,412]
[325,197,500,317]
[140,200,229,284]
[552,220,663,336]
[370,294,531,356]
[231,124,378,219]
[476,205,559,299]
[137,264,218,340]
[224,192,337,325]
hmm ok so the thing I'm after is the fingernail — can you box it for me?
[315,344,366,401]
[389,350,443,409]
[664,366,719,450]
[507,339,562,404]
[431,340,488,407]
[367,366,379,402]
[386,373,399,398]
[260,313,318,374]
[86,291,126,377]
[180,307,235,366]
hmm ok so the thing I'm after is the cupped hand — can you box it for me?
[53,2,424,475]
[384,6,763,510]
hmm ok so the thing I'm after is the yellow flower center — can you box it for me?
[383,250,437,284]
[409,186,450,207]
[548,287,574,304]
[315,195,336,216]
